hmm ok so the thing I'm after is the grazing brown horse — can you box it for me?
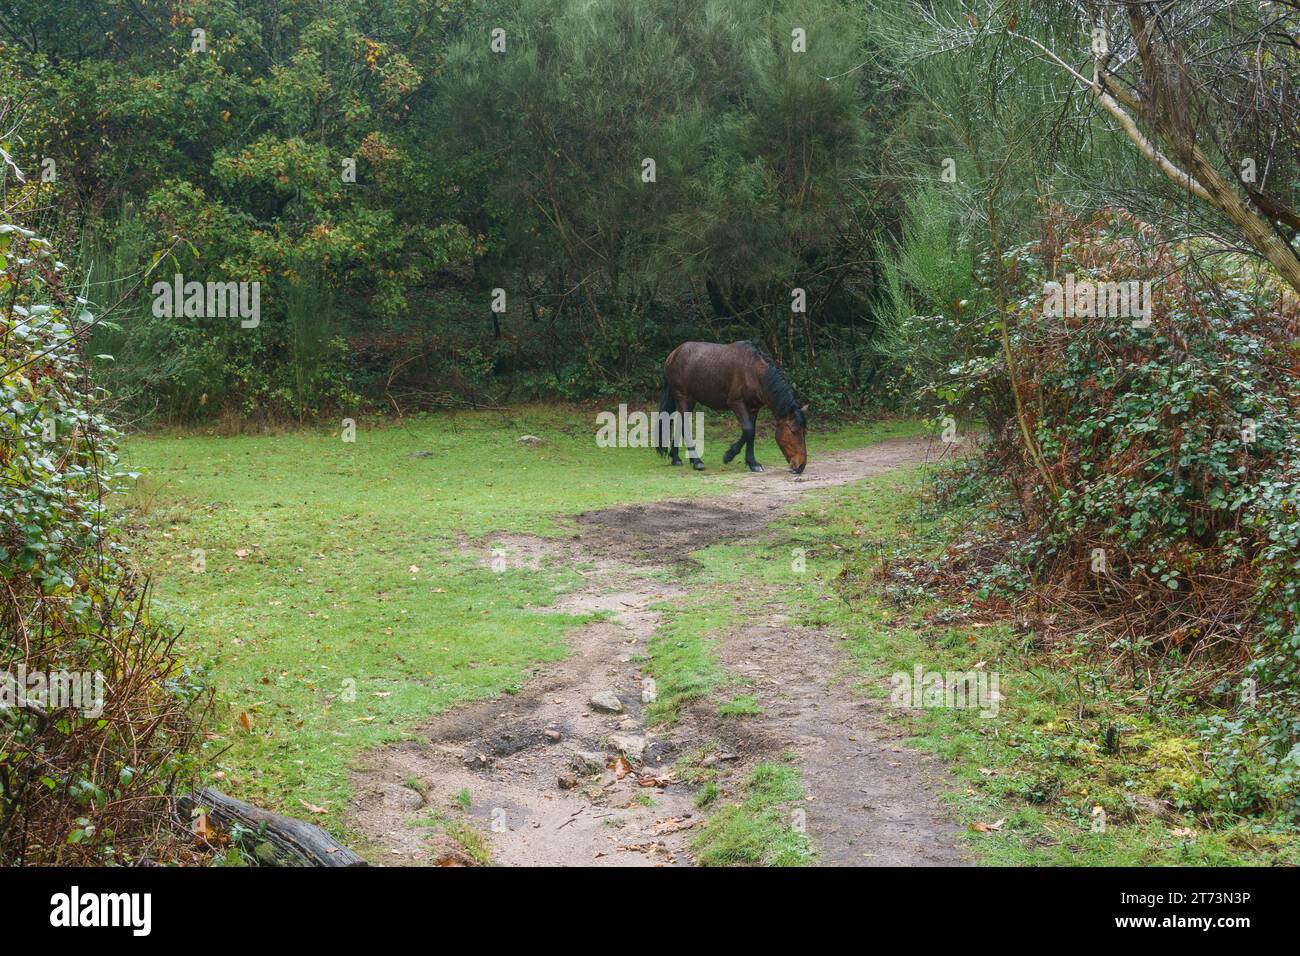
[656,341,808,473]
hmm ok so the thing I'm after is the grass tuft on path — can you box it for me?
[691,761,814,866]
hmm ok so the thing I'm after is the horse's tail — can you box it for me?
[655,373,673,456]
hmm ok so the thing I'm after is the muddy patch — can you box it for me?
[576,499,784,564]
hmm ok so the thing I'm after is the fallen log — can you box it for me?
[178,787,368,867]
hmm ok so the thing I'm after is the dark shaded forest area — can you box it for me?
[4,0,1287,424]
[8,0,902,419]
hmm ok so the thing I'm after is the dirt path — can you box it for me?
[347,436,969,866]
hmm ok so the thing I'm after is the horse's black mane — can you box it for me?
[738,341,805,425]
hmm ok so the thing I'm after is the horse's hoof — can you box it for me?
[671,460,683,467]
[692,461,706,471]
[748,463,764,473]
[722,450,737,464]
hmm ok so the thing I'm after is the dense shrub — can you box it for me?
[1,210,207,863]
[931,210,1300,819]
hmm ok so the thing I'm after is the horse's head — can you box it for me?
[774,405,808,474]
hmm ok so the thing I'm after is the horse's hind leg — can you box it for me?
[668,419,682,466]
[676,395,705,470]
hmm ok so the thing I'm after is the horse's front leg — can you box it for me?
[723,403,755,469]
[743,405,762,472]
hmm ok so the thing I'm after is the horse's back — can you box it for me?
[664,341,758,408]
[666,340,747,368]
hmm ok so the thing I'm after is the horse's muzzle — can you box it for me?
[791,463,806,475]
